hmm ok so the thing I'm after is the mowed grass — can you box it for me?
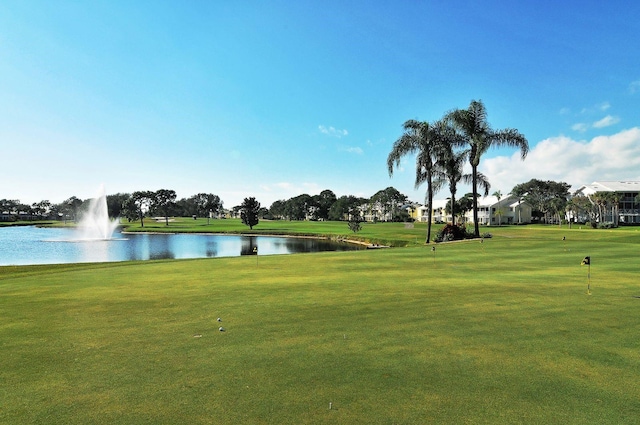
[1,225,640,424]
[123,217,435,247]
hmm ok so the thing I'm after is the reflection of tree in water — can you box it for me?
[283,238,352,253]
[149,234,175,260]
[205,239,218,257]
[240,236,258,256]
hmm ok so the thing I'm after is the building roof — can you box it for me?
[576,181,640,195]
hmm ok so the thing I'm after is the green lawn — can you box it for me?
[1,224,639,424]
[122,217,436,247]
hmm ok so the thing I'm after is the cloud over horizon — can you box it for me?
[481,127,640,194]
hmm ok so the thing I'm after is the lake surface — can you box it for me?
[0,226,363,266]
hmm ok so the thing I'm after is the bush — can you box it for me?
[434,224,474,242]
[597,222,617,229]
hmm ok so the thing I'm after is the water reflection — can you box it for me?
[240,236,258,256]
[0,226,364,266]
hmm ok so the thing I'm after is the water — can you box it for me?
[0,226,363,266]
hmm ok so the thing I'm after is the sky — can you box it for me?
[2,1,640,208]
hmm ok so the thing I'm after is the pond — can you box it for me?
[0,226,364,266]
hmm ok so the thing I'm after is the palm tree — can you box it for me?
[492,190,503,226]
[388,120,444,243]
[434,125,490,227]
[446,100,529,237]
[609,192,621,227]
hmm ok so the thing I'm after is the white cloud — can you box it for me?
[571,123,588,132]
[629,80,640,94]
[480,127,640,194]
[340,146,363,155]
[592,115,620,128]
[318,125,348,138]
[571,115,621,132]
[598,102,611,111]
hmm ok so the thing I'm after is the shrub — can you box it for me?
[434,223,473,242]
[597,222,617,229]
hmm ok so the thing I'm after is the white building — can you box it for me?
[415,195,532,225]
[472,195,532,225]
[573,181,640,225]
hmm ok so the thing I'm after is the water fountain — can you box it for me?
[76,184,120,240]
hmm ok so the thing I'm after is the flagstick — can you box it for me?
[587,262,591,295]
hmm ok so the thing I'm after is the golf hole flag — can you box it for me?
[581,256,592,295]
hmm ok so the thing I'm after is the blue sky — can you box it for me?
[2,1,639,208]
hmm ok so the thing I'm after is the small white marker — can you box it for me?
[329,402,332,410]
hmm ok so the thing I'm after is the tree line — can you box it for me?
[0,190,223,227]
[0,186,415,227]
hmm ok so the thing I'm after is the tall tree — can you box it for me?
[240,197,261,230]
[190,193,223,224]
[388,120,444,243]
[63,196,83,222]
[106,193,130,219]
[447,100,528,237]
[369,187,408,222]
[128,191,155,227]
[154,189,177,226]
[511,179,570,224]
[433,124,489,227]
[268,200,287,220]
[314,189,337,221]
[328,195,366,221]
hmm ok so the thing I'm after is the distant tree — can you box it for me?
[127,191,155,227]
[31,200,51,218]
[314,189,337,220]
[369,187,408,222]
[268,200,287,220]
[285,194,312,220]
[0,199,20,212]
[511,179,570,224]
[154,189,177,226]
[240,197,261,230]
[492,190,503,226]
[106,193,130,219]
[447,100,528,237]
[186,193,223,224]
[329,195,366,221]
[63,196,83,222]
[348,214,362,233]
[445,193,475,224]
[567,195,596,226]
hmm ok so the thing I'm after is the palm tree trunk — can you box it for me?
[471,165,480,237]
[450,193,456,227]
[426,179,433,244]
